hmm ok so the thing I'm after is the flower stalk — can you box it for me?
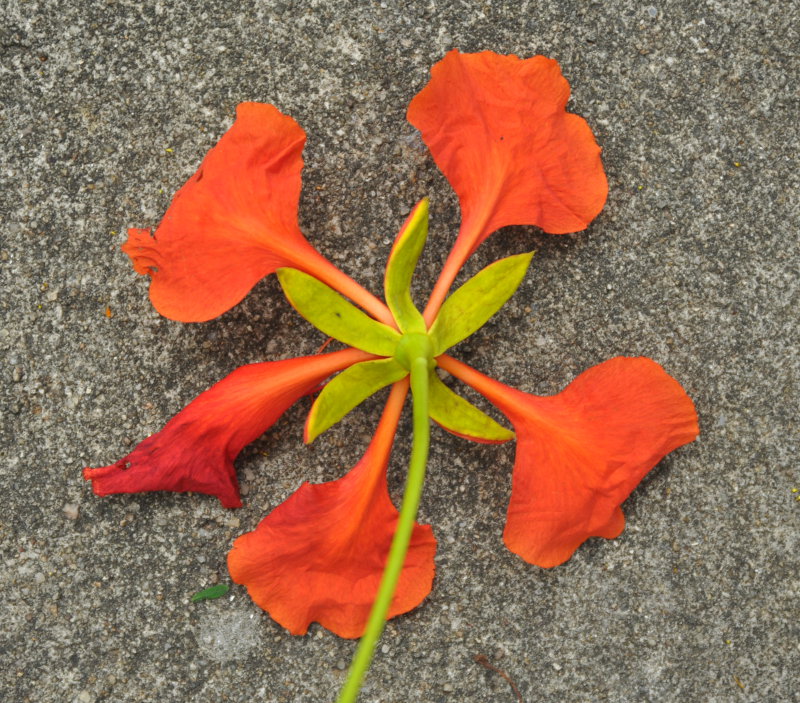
[337,339,433,703]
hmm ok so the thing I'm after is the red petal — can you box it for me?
[228,381,437,638]
[408,50,608,320]
[124,103,393,325]
[438,355,699,567]
[84,348,370,508]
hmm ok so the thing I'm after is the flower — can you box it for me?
[86,50,698,642]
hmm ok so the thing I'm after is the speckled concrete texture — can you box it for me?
[2,1,798,702]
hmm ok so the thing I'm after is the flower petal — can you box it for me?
[84,348,370,508]
[438,355,699,567]
[408,50,608,321]
[124,102,393,325]
[228,381,437,638]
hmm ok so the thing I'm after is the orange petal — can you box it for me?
[124,103,392,324]
[228,381,437,638]
[84,348,370,508]
[408,50,608,320]
[438,355,699,567]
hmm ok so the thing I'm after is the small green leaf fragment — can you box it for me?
[306,358,408,443]
[277,268,400,356]
[429,371,514,443]
[384,199,429,333]
[428,251,534,355]
[191,584,230,602]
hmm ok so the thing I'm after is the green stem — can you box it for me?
[336,355,431,703]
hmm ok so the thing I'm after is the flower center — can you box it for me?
[393,332,435,373]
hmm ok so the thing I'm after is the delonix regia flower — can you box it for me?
[85,49,699,700]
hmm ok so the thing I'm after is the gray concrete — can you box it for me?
[2,1,797,701]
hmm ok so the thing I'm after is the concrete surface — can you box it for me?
[1,1,797,701]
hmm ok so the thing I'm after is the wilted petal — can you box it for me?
[228,381,437,638]
[438,355,699,567]
[84,348,370,508]
[124,103,392,324]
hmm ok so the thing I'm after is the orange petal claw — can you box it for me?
[438,355,699,567]
[84,348,371,507]
[227,380,437,638]
[408,50,608,321]
[124,103,392,325]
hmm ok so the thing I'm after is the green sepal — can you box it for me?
[305,358,408,443]
[277,268,400,356]
[384,199,429,334]
[429,371,514,443]
[428,251,534,355]
[191,584,229,602]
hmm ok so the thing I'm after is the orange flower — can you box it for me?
[86,52,699,647]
